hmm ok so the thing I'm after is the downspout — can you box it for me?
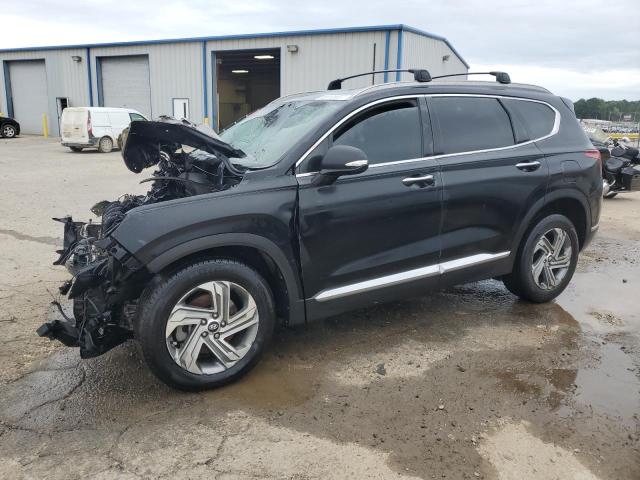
[202,41,208,125]
[86,47,93,106]
[383,31,390,83]
[3,61,13,117]
[395,27,404,81]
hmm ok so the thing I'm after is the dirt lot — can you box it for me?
[1,136,639,479]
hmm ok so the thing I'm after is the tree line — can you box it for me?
[574,98,640,122]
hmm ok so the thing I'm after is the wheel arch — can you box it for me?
[512,191,590,256]
[145,234,305,326]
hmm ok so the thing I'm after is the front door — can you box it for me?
[297,97,443,320]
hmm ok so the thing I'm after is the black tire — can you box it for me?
[97,136,113,153]
[503,214,579,303]
[69,146,83,152]
[136,259,275,391]
[2,124,17,138]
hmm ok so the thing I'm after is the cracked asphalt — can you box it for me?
[1,136,639,479]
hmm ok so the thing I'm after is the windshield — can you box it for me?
[219,98,345,168]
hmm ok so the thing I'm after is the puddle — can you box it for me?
[572,342,640,426]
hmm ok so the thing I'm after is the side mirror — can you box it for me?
[312,145,368,186]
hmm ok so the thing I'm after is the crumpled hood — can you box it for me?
[122,118,245,173]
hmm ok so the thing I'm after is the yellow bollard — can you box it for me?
[42,113,49,138]
[203,116,209,125]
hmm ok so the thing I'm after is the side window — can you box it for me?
[130,113,146,122]
[332,100,422,164]
[431,97,515,154]
[502,99,555,140]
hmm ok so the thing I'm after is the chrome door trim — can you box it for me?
[313,251,510,302]
[295,94,560,176]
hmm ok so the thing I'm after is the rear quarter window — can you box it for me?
[502,99,556,140]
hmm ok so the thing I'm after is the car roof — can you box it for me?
[280,80,554,104]
[65,107,140,113]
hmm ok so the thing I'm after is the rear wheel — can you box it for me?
[98,136,113,153]
[2,124,16,138]
[137,259,275,390]
[503,214,578,303]
[69,146,83,152]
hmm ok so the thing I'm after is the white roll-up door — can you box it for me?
[100,55,151,118]
[8,60,48,135]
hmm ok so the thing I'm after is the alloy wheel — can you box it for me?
[531,227,572,290]
[165,281,259,375]
[2,125,16,138]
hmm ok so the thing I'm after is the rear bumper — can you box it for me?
[62,138,98,148]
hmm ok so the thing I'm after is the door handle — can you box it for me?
[402,174,435,187]
[516,161,541,171]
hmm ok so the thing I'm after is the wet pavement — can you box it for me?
[1,137,639,479]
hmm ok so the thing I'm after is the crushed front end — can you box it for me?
[37,216,146,358]
[37,117,247,358]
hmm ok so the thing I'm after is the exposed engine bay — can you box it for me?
[37,118,247,357]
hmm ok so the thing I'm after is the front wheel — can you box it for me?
[503,214,579,303]
[97,136,113,153]
[136,259,275,390]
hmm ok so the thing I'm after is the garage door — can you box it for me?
[100,55,151,118]
[8,60,48,135]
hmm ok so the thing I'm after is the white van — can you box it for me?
[60,107,147,153]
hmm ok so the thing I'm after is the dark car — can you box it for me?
[0,115,20,138]
[38,72,602,390]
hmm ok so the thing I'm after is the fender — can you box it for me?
[145,233,306,324]
[510,187,591,263]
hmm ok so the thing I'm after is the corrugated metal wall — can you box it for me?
[0,28,468,136]
[90,42,203,122]
[402,31,468,77]
[0,48,88,136]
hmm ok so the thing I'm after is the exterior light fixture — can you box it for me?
[232,69,249,74]
[71,55,82,63]
[442,54,450,62]
[254,55,274,60]
[287,44,298,53]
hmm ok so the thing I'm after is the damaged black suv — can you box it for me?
[39,71,602,390]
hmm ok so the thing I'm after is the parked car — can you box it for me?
[60,107,147,153]
[0,115,20,138]
[39,72,602,390]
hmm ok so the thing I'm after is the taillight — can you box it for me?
[585,149,601,171]
[87,114,92,137]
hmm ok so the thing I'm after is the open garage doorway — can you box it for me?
[215,49,280,130]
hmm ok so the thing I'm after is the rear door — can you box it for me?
[429,94,552,285]
[297,97,443,320]
[61,109,88,143]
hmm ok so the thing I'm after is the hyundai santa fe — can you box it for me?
[38,70,603,390]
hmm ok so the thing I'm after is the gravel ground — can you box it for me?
[1,136,639,479]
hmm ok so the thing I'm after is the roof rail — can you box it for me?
[328,69,431,90]
[431,71,511,84]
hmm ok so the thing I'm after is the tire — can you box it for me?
[503,214,579,303]
[97,136,113,153]
[136,259,275,391]
[69,146,83,152]
[2,124,16,138]
[603,191,618,199]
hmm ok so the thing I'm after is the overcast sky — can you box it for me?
[2,0,639,100]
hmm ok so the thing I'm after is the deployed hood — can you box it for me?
[122,117,245,173]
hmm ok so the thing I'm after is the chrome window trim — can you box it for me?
[313,251,510,302]
[294,93,561,175]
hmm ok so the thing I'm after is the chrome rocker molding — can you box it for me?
[313,251,510,302]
